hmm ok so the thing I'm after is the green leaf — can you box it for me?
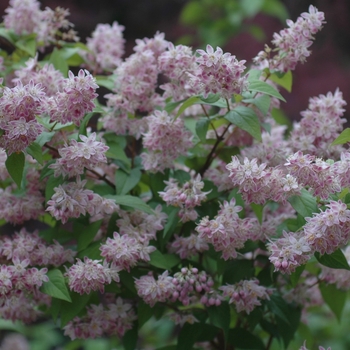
[196,118,210,143]
[149,250,180,270]
[228,328,265,349]
[104,141,129,164]
[250,203,263,224]
[243,94,271,115]
[176,323,205,350]
[161,207,180,248]
[261,0,288,22]
[106,195,154,214]
[49,48,69,76]
[79,113,94,136]
[223,260,255,284]
[248,80,286,101]
[269,71,293,92]
[122,324,138,350]
[176,96,201,118]
[40,269,71,302]
[26,142,43,165]
[265,294,291,324]
[288,188,318,218]
[5,151,25,188]
[116,168,142,195]
[77,241,102,260]
[331,128,350,145]
[138,301,153,329]
[60,292,91,327]
[225,106,262,141]
[95,75,115,90]
[207,302,230,341]
[200,94,221,104]
[35,131,55,147]
[319,282,347,321]
[76,220,102,251]
[15,34,36,56]
[314,249,350,270]
[240,0,264,18]
[275,303,301,348]
[290,264,306,287]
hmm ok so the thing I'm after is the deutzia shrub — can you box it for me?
[0,1,344,349]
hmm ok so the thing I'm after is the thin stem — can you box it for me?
[199,123,231,176]
[201,104,219,139]
[266,334,273,350]
[86,168,116,190]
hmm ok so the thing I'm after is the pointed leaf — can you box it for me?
[40,269,71,302]
[269,71,293,92]
[5,151,25,188]
[314,249,350,270]
[288,188,318,218]
[225,106,262,141]
[176,96,201,118]
[320,282,347,321]
[196,118,210,143]
[248,80,286,101]
[60,292,91,327]
[149,250,180,270]
[331,128,350,145]
[243,94,271,115]
[106,195,154,214]
[26,142,43,165]
[116,168,142,195]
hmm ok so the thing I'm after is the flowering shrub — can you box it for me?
[0,1,347,349]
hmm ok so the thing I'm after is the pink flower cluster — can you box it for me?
[219,279,272,314]
[0,81,44,154]
[168,233,209,259]
[49,132,109,178]
[65,257,120,295]
[253,5,325,72]
[4,0,76,47]
[100,231,156,271]
[196,199,260,259]
[226,156,301,205]
[63,296,136,340]
[0,228,75,266]
[48,69,98,125]
[46,178,118,224]
[135,271,175,307]
[159,174,209,222]
[285,151,340,200]
[268,231,311,274]
[141,110,193,172]
[158,43,197,101]
[13,57,65,96]
[188,45,248,99]
[83,21,125,72]
[303,200,350,255]
[289,89,347,158]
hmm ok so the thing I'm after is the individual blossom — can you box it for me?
[159,174,209,222]
[133,31,168,58]
[49,132,109,178]
[299,341,331,350]
[141,110,193,172]
[267,231,312,274]
[253,5,325,72]
[220,279,272,314]
[65,257,120,295]
[188,44,248,99]
[135,271,175,307]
